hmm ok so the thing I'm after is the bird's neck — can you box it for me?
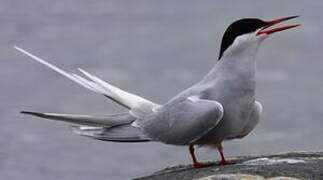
[201,43,260,84]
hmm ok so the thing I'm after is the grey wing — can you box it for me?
[22,111,151,142]
[140,96,224,145]
[21,111,134,127]
[71,125,151,142]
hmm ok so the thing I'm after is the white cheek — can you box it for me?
[222,33,264,59]
[232,34,257,49]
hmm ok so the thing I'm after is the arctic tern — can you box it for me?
[15,16,300,168]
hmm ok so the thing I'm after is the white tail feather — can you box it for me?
[71,73,105,94]
[15,46,159,110]
[78,68,157,110]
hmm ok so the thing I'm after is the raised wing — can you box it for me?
[14,46,159,110]
[140,96,224,145]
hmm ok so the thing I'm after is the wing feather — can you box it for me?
[140,97,224,145]
[21,111,134,127]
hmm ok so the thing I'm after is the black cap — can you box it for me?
[218,18,268,60]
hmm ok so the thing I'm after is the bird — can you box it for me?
[15,16,300,168]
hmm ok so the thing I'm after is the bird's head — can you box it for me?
[218,16,300,60]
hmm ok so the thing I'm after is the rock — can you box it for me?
[197,174,302,180]
[197,174,266,180]
[135,152,323,180]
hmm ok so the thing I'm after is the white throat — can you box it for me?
[202,33,266,83]
[222,33,264,63]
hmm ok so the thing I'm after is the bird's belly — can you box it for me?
[195,93,255,145]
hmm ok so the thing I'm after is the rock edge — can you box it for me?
[135,151,323,180]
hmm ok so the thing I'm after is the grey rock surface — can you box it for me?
[136,152,323,180]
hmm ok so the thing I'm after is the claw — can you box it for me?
[215,143,235,166]
[189,145,214,169]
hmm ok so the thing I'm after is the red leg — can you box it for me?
[189,145,214,168]
[216,143,232,166]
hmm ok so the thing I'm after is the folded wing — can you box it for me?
[140,96,224,145]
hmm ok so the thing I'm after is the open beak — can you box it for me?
[257,16,301,35]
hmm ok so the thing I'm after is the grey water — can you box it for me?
[1,1,323,179]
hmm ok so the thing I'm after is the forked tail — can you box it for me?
[15,46,159,142]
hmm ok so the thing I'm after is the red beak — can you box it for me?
[257,16,301,35]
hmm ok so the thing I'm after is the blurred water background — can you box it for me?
[1,1,323,179]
